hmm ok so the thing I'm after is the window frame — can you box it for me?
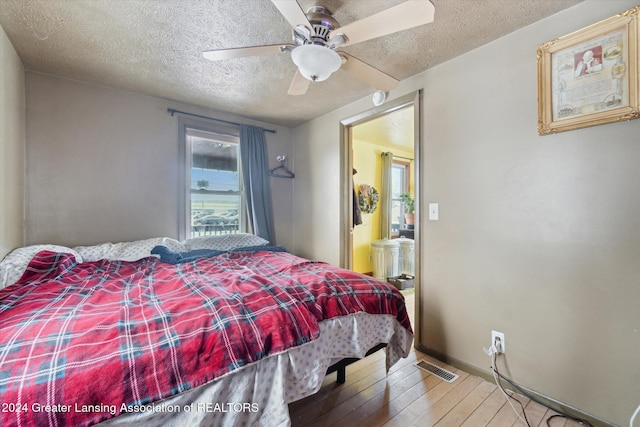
[391,160,411,236]
[178,117,245,240]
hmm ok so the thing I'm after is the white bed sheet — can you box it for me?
[99,312,413,427]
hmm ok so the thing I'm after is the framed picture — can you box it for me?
[537,6,639,135]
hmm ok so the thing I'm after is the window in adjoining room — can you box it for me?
[184,126,244,238]
[391,160,410,236]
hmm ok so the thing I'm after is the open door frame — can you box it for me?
[339,90,422,342]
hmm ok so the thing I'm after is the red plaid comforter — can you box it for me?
[0,250,411,427]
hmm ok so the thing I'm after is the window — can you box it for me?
[182,125,244,238]
[391,160,410,235]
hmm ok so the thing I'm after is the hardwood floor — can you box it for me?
[288,289,583,427]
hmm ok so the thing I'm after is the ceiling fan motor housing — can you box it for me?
[305,6,338,45]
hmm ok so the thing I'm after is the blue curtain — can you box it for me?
[240,125,275,243]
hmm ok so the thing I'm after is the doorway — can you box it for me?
[340,91,421,337]
[351,106,414,274]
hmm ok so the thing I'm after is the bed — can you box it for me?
[0,234,413,427]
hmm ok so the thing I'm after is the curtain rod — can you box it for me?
[394,155,414,161]
[167,108,277,134]
[384,153,413,161]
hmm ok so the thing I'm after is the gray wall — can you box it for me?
[0,24,25,258]
[25,72,294,249]
[292,1,640,425]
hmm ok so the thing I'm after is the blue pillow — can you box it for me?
[151,246,224,264]
[151,244,288,264]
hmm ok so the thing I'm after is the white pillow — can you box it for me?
[183,233,269,251]
[74,237,186,262]
[0,245,83,290]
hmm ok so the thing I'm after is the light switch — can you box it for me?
[429,203,439,220]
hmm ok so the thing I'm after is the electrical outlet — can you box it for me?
[491,330,505,354]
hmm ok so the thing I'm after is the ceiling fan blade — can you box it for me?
[203,44,292,61]
[271,0,313,31]
[339,53,399,92]
[288,69,310,95]
[330,0,435,47]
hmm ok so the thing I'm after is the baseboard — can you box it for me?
[415,344,617,427]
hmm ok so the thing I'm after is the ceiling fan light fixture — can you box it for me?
[291,44,341,82]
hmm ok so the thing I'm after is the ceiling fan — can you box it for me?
[203,0,435,96]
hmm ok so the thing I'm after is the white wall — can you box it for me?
[292,1,640,425]
[290,115,344,262]
[0,24,25,258]
[25,72,294,249]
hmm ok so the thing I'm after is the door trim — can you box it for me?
[339,90,423,345]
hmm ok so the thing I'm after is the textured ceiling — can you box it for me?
[0,0,583,128]
[353,105,414,151]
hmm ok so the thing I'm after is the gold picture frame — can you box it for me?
[537,6,640,135]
